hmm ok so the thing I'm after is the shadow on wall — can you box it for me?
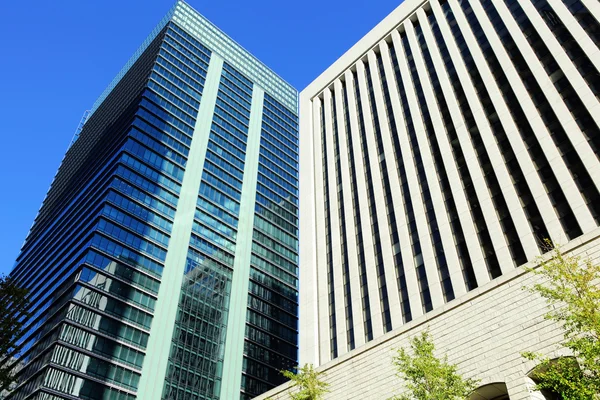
[467,357,569,400]
[525,357,567,400]
[468,382,509,400]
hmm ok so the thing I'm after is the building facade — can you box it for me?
[258,230,600,399]
[290,0,599,396]
[6,2,299,399]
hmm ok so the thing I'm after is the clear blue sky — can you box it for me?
[0,0,401,276]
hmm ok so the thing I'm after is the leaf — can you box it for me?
[280,363,330,400]
[0,275,30,390]
[522,240,600,399]
[390,330,478,400]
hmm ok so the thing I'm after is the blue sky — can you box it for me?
[0,0,401,275]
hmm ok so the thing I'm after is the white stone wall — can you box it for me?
[255,229,600,399]
[299,0,600,369]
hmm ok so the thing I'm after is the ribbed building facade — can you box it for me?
[6,2,299,399]
[299,0,600,367]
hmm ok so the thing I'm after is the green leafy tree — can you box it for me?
[522,241,600,399]
[281,363,330,400]
[391,330,478,400]
[0,275,29,390]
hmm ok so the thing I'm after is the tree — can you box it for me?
[0,275,29,390]
[522,241,600,399]
[390,330,478,400]
[281,363,330,400]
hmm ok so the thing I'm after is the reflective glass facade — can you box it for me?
[241,94,299,399]
[7,2,298,400]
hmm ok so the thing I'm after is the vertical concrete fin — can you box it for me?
[219,86,265,397]
[137,54,224,400]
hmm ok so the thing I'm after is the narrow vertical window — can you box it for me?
[352,70,374,342]
[363,61,393,332]
[332,89,355,351]
[376,47,413,320]
[321,101,338,359]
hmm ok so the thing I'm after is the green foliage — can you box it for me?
[281,363,330,400]
[522,353,596,399]
[523,240,600,399]
[390,330,478,400]
[0,275,29,389]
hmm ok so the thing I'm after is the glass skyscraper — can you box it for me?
[6,2,299,399]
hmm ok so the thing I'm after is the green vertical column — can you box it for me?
[219,86,265,398]
[136,54,224,400]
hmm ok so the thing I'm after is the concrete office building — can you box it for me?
[258,0,600,398]
[6,2,299,399]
